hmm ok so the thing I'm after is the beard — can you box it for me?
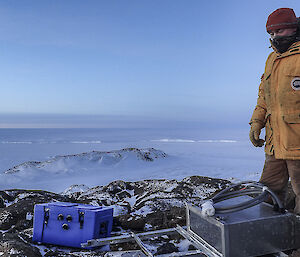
[271,33,299,53]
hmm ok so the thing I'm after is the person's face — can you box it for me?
[269,28,297,39]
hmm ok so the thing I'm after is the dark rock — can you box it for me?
[0,191,14,202]
[118,214,146,231]
[104,180,127,194]
[145,208,185,230]
[156,242,178,254]
[44,250,58,256]
[43,249,74,257]
[14,219,32,231]
[0,189,73,230]
[110,242,140,252]
[0,197,5,208]
[290,249,300,257]
[0,210,16,230]
[0,232,42,257]
[116,190,131,200]
[124,182,134,191]
[188,244,197,250]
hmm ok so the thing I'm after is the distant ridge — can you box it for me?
[4,148,168,174]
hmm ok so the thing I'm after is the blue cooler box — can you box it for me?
[32,202,113,248]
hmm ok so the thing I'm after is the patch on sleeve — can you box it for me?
[291,77,300,90]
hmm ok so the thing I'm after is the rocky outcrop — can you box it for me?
[0,176,298,256]
[71,176,229,232]
[4,148,167,174]
[0,232,42,257]
[0,190,73,257]
[0,190,72,231]
[0,176,229,256]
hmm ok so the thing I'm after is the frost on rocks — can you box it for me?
[0,175,230,257]
[71,176,230,231]
[0,211,13,228]
[9,248,20,254]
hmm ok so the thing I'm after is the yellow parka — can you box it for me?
[251,41,300,160]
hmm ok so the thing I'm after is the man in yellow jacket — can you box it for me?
[250,8,300,213]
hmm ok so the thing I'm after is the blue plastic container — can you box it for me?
[32,202,113,248]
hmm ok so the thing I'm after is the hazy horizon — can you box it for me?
[0,112,251,129]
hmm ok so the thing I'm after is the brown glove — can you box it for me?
[249,123,265,147]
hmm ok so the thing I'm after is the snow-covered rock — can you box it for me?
[0,176,229,256]
[73,176,230,231]
[4,148,167,175]
[1,177,297,256]
[61,184,90,196]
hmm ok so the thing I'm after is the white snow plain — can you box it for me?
[0,127,265,193]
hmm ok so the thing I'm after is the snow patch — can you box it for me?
[151,138,237,143]
[176,239,191,252]
[1,141,33,144]
[152,139,196,143]
[198,139,237,143]
[70,141,102,144]
[61,184,90,196]
[9,248,20,254]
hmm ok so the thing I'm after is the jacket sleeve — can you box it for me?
[250,75,267,128]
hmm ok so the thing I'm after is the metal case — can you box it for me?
[187,196,300,257]
[32,202,113,248]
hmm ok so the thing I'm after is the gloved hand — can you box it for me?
[249,123,265,147]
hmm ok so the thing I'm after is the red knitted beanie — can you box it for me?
[266,8,298,33]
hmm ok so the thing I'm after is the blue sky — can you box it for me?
[0,0,299,128]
